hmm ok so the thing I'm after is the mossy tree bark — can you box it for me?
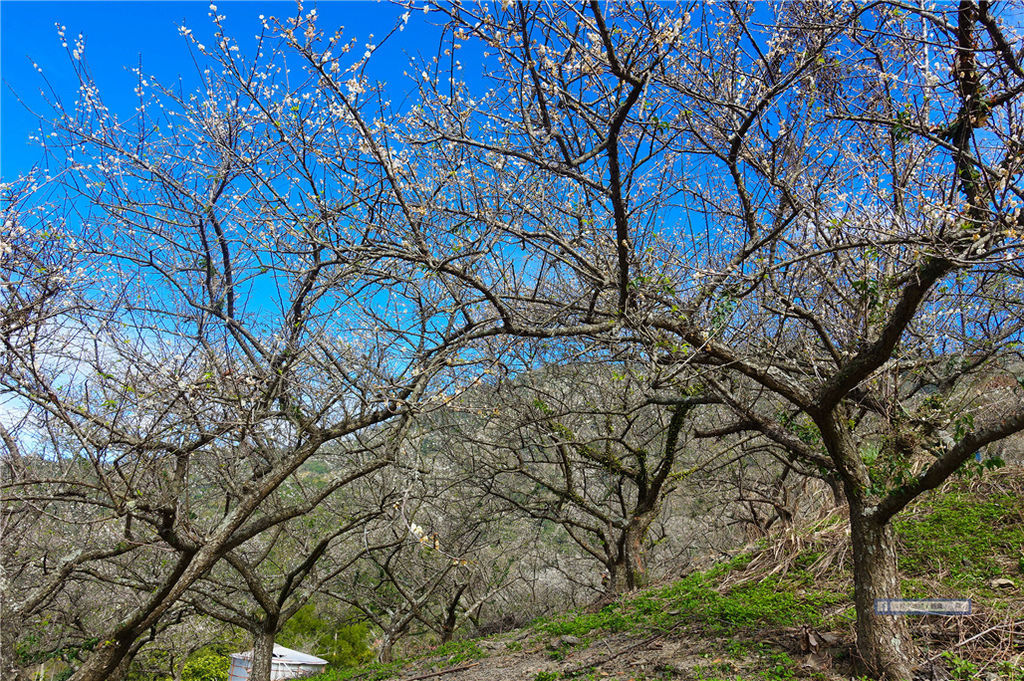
[605,508,658,594]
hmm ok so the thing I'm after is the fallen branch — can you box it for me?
[400,662,480,680]
[558,632,664,677]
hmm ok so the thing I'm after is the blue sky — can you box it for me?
[1,1,441,181]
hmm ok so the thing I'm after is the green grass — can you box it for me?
[532,555,844,641]
[673,645,807,681]
[303,659,406,681]
[690,659,736,679]
[792,548,823,571]
[896,490,1024,588]
[302,637,486,680]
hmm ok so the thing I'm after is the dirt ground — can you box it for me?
[378,625,859,681]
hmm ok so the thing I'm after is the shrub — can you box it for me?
[181,651,230,681]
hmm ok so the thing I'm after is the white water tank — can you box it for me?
[228,644,328,680]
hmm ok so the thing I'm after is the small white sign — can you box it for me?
[874,598,971,615]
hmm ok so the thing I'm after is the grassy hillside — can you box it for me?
[301,468,1024,681]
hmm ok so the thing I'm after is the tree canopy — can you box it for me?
[3,3,1024,681]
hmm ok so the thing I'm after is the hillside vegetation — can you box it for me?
[300,469,1024,681]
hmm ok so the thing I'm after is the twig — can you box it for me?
[558,632,666,677]
[400,662,480,680]
[926,619,1024,661]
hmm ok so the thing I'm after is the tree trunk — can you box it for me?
[248,629,276,681]
[67,434,377,681]
[376,632,396,664]
[67,550,196,681]
[65,636,132,681]
[1,617,21,681]
[849,505,915,681]
[440,584,467,644]
[605,512,654,595]
[827,475,845,507]
[605,560,630,595]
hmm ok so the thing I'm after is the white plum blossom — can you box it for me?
[346,78,364,96]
